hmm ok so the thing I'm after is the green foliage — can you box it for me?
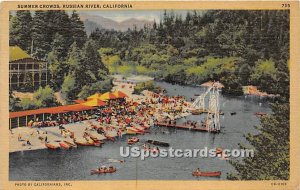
[251,59,279,94]
[9,11,32,52]
[228,103,289,180]
[61,73,76,102]
[32,85,56,108]
[133,81,161,94]
[48,51,66,90]
[70,10,87,48]
[65,42,81,72]
[19,96,34,110]
[77,77,113,99]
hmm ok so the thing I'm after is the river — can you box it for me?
[9,81,271,181]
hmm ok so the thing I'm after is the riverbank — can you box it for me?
[9,75,191,153]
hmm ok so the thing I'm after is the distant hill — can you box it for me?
[80,13,153,33]
[83,20,104,35]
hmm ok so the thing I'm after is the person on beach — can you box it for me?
[18,134,22,141]
[195,168,201,174]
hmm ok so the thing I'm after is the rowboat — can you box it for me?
[192,171,221,177]
[104,134,115,142]
[126,130,137,135]
[191,109,207,115]
[132,125,146,133]
[147,140,169,147]
[128,137,139,145]
[63,140,77,148]
[144,147,159,153]
[45,143,60,150]
[74,139,100,146]
[59,142,70,150]
[91,168,117,175]
[126,127,144,135]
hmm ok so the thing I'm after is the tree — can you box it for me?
[48,50,67,90]
[77,77,113,100]
[77,40,108,87]
[228,103,289,180]
[61,73,76,102]
[9,91,20,111]
[9,11,32,52]
[19,96,35,110]
[32,85,56,108]
[65,42,81,72]
[31,11,50,59]
[70,10,87,48]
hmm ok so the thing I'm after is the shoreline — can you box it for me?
[10,75,191,153]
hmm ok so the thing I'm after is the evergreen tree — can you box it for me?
[70,10,87,48]
[31,11,50,59]
[78,40,108,86]
[228,103,289,180]
[9,11,32,52]
[65,42,81,72]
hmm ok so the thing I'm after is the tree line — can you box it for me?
[89,10,290,180]
[9,10,290,180]
[9,10,112,109]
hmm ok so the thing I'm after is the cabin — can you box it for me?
[9,46,48,91]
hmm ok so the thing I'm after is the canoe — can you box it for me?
[128,137,139,145]
[147,140,169,147]
[191,109,207,115]
[91,168,117,175]
[59,142,70,150]
[45,143,60,150]
[255,112,267,116]
[75,140,95,146]
[192,171,221,177]
[104,134,115,142]
[126,130,137,135]
[64,140,77,148]
[127,127,144,135]
[230,112,237,115]
[132,126,146,133]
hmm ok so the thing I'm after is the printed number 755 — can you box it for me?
[282,3,290,8]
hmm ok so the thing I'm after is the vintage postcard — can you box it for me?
[0,1,300,190]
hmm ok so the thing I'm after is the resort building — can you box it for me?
[9,46,48,91]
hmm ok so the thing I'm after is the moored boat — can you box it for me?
[128,137,139,145]
[255,112,267,116]
[192,171,221,177]
[191,109,207,115]
[59,142,70,150]
[126,127,144,135]
[74,139,96,146]
[63,140,77,148]
[147,140,169,147]
[45,143,60,150]
[104,134,115,142]
[90,168,117,175]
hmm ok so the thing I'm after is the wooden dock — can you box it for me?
[154,122,220,133]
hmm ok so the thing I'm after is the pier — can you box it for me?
[155,122,220,133]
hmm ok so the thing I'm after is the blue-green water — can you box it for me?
[9,81,271,180]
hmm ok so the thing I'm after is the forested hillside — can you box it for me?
[10,10,113,106]
[9,10,290,180]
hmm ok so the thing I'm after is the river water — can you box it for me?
[9,81,271,181]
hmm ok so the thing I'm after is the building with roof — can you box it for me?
[9,46,48,91]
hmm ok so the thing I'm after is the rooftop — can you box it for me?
[9,46,31,62]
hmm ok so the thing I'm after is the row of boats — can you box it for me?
[89,165,221,177]
[45,138,104,150]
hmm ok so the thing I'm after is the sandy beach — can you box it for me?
[10,75,191,153]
